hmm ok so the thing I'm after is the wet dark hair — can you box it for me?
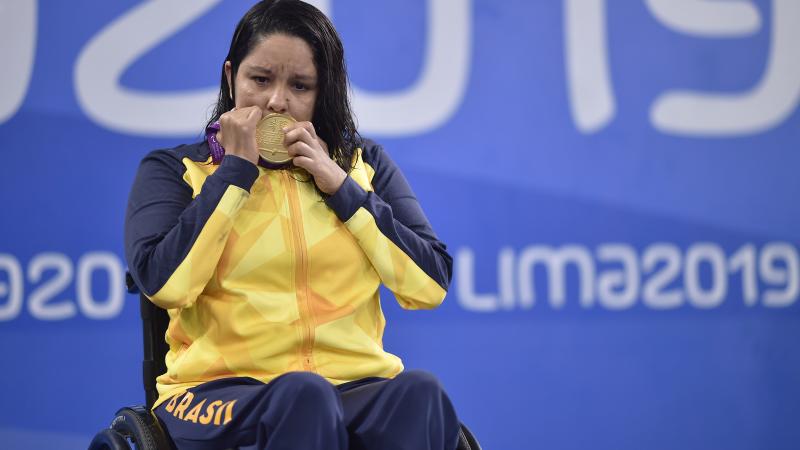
[206,0,359,175]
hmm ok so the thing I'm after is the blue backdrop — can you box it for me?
[1,1,799,449]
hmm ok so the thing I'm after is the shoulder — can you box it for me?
[355,138,414,196]
[358,138,398,175]
[139,141,211,172]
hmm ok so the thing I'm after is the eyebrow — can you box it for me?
[244,65,316,82]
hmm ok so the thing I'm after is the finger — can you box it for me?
[240,105,258,117]
[316,135,329,154]
[292,155,315,172]
[221,107,244,121]
[294,121,316,139]
[287,141,315,158]
[282,121,316,138]
[285,122,328,154]
[281,121,303,136]
[284,126,315,147]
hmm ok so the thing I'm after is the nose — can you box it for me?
[266,86,289,114]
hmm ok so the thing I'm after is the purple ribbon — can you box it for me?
[205,121,290,169]
[205,121,225,164]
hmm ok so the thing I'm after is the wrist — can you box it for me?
[325,176,368,221]
[325,169,348,195]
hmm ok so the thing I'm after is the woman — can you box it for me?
[124,1,458,449]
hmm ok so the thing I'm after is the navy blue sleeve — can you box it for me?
[124,146,258,302]
[325,142,453,291]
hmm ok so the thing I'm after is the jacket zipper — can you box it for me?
[281,171,316,371]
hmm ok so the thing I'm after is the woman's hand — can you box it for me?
[284,122,347,195]
[216,106,263,165]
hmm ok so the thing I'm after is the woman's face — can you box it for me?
[225,33,318,122]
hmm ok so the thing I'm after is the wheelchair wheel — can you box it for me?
[88,428,131,450]
[457,422,483,450]
[109,405,171,450]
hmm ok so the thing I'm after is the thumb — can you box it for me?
[246,107,263,124]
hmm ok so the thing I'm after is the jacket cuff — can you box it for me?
[325,176,368,222]
[215,155,259,191]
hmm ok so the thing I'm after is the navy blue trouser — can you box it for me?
[154,370,460,450]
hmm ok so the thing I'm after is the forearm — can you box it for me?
[326,156,452,309]
[125,152,257,309]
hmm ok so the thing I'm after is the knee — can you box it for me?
[272,372,339,406]
[259,373,347,448]
[275,372,336,398]
[394,370,444,396]
[391,370,456,412]
[358,371,460,449]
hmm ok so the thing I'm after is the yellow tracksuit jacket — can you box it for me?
[124,139,452,408]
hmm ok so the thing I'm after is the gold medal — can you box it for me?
[256,113,296,164]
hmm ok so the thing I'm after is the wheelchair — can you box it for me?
[88,274,483,450]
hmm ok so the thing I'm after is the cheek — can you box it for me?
[294,95,316,122]
[234,85,264,108]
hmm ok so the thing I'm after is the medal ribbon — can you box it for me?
[205,121,290,169]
